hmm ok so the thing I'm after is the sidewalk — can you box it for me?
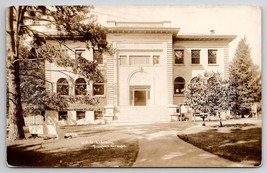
[131,122,246,167]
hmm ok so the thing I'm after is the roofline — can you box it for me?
[175,34,237,42]
[107,27,180,36]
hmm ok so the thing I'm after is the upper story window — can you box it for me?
[93,83,104,95]
[129,55,150,65]
[175,50,184,64]
[208,49,217,64]
[174,77,185,94]
[191,50,200,64]
[75,49,86,59]
[57,78,69,95]
[153,55,160,65]
[93,50,103,64]
[75,78,87,95]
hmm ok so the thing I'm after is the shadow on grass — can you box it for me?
[7,136,139,167]
[178,127,261,166]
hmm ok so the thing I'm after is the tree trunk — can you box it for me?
[6,7,25,141]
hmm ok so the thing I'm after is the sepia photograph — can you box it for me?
[6,5,261,167]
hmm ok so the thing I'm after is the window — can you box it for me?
[129,55,150,65]
[93,83,104,95]
[77,111,86,120]
[93,50,103,64]
[75,78,87,95]
[191,50,200,64]
[175,50,184,64]
[94,111,103,120]
[120,55,127,65]
[58,111,67,121]
[153,55,160,65]
[75,49,85,59]
[57,78,69,95]
[174,77,185,94]
[208,49,217,64]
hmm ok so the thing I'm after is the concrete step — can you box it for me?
[114,106,170,122]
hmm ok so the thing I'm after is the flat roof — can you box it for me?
[175,34,237,42]
[107,27,180,36]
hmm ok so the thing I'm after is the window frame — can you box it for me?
[57,78,69,95]
[76,111,86,120]
[58,111,68,121]
[129,55,150,65]
[174,77,185,95]
[174,50,184,64]
[93,83,105,96]
[93,49,103,64]
[191,50,201,64]
[75,78,87,95]
[208,49,217,64]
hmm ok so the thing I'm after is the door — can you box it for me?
[130,86,150,106]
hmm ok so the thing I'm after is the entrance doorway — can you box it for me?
[130,86,150,106]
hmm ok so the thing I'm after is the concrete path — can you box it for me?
[129,122,245,167]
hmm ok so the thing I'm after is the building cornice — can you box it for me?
[107,27,180,36]
[175,34,237,42]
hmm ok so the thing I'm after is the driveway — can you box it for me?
[106,121,245,167]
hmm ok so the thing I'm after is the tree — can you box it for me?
[184,71,229,126]
[229,37,261,117]
[6,6,112,141]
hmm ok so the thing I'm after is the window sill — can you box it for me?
[208,64,219,66]
[92,95,105,97]
[174,94,184,97]
[174,64,185,66]
[191,64,202,66]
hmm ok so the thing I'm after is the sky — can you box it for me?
[91,5,261,68]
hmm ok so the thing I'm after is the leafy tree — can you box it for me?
[6,6,112,141]
[184,72,229,126]
[229,37,261,117]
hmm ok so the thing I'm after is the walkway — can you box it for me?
[124,121,245,167]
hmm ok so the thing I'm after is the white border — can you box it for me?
[1,0,265,173]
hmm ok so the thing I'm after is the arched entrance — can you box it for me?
[129,71,154,106]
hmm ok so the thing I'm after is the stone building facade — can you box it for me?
[45,21,236,123]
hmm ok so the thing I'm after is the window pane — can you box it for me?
[129,56,150,65]
[75,78,87,95]
[94,111,103,120]
[208,50,217,64]
[94,50,103,64]
[58,111,67,120]
[191,50,200,64]
[57,78,69,95]
[77,111,85,120]
[175,50,184,64]
[174,77,185,94]
[153,55,160,65]
[93,84,104,95]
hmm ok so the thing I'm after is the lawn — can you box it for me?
[7,125,139,167]
[178,122,262,166]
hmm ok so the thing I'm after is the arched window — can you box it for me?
[57,78,69,95]
[174,77,185,94]
[75,78,87,95]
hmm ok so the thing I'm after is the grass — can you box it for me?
[178,123,262,166]
[7,125,139,167]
